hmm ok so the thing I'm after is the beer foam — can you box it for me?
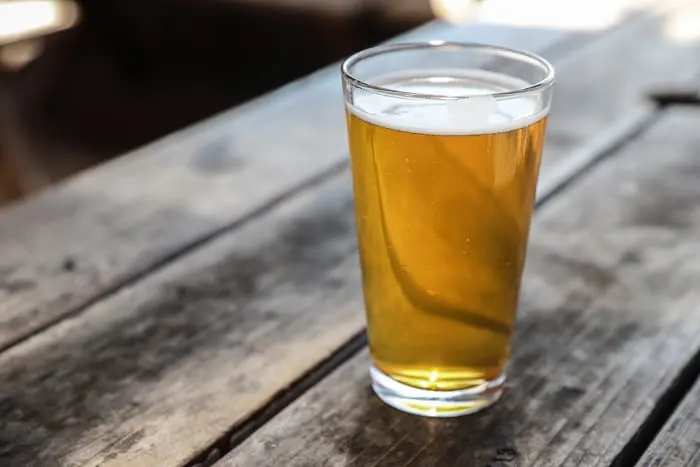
[347,69,548,135]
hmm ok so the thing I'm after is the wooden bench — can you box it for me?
[2,0,700,466]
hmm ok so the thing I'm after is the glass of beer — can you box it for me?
[341,42,554,417]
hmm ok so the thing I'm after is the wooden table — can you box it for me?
[3,0,700,465]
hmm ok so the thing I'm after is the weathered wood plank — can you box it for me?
[0,0,660,351]
[539,0,700,176]
[217,108,700,467]
[637,370,700,465]
[0,171,363,467]
[0,4,695,466]
[0,18,570,354]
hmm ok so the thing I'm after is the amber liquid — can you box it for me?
[347,111,546,391]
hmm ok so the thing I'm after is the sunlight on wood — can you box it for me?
[430,0,656,31]
[664,7,700,43]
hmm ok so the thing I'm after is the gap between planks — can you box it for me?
[0,1,684,466]
[187,103,662,467]
[189,8,693,459]
[213,107,700,467]
[0,0,665,355]
[0,159,350,355]
[623,82,700,467]
[612,347,700,466]
[200,57,700,467]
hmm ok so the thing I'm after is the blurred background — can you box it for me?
[0,0,464,205]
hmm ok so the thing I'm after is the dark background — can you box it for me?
[0,0,435,204]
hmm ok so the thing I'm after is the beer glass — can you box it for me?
[341,42,554,417]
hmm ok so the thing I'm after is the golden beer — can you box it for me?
[342,43,554,416]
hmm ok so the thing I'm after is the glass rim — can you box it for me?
[341,41,556,100]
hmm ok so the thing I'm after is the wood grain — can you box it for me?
[638,371,700,465]
[0,14,577,352]
[0,0,673,353]
[0,171,363,467]
[0,2,692,466]
[539,0,700,176]
[217,108,700,467]
[0,14,670,467]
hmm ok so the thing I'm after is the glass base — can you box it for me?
[370,365,505,417]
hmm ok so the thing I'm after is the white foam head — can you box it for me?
[347,69,549,135]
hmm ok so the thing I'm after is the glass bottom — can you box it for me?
[370,365,505,417]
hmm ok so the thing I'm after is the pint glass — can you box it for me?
[341,42,554,417]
